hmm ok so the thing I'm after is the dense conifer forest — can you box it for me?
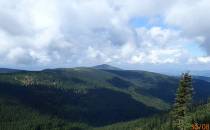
[0,67,209,130]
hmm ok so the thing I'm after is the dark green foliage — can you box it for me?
[107,77,132,88]
[194,76,210,82]
[193,79,210,102]
[138,80,178,103]
[105,69,210,105]
[0,81,158,127]
[1,68,209,110]
[172,73,193,130]
[0,94,90,130]
[71,77,87,84]
[0,68,210,130]
[95,102,210,130]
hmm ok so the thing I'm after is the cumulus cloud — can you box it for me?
[188,56,210,64]
[165,0,210,54]
[0,0,209,69]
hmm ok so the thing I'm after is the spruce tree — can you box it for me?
[172,73,193,130]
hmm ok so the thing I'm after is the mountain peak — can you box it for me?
[93,64,122,70]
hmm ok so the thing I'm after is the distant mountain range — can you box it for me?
[160,69,210,77]
[193,75,210,82]
[2,65,209,77]
[0,68,23,73]
[191,70,210,77]
[0,64,210,129]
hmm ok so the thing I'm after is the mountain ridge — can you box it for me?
[93,64,122,70]
[0,68,23,73]
[0,66,210,128]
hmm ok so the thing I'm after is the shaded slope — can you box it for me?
[95,102,210,130]
[0,81,159,126]
[194,76,210,82]
[102,69,210,104]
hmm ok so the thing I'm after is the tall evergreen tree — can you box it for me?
[172,73,193,130]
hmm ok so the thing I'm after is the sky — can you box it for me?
[0,0,210,71]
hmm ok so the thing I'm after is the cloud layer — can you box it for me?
[0,0,210,69]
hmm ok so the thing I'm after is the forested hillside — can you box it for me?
[0,66,210,130]
[95,102,210,130]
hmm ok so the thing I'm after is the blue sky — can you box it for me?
[0,0,210,71]
[130,16,165,28]
[185,43,205,57]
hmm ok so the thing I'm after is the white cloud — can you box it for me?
[7,47,35,65]
[188,56,210,64]
[136,27,181,48]
[129,48,183,64]
[130,53,145,64]
[120,42,136,58]
[165,0,210,54]
[0,0,209,69]
[197,57,210,63]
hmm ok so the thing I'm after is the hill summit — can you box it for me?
[93,64,122,70]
